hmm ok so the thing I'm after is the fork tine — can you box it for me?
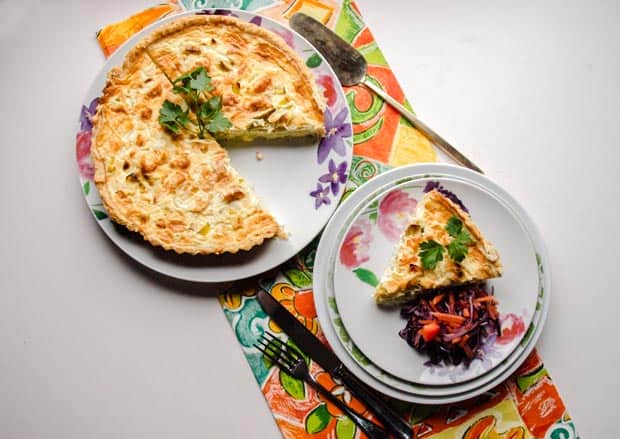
[255,335,297,369]
[262,332,302,362]
[254,341,280,364]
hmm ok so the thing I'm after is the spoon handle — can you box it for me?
[362,77,483,174]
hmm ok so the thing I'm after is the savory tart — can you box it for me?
[91,43,282,254]
[144,15,326,140]
[374,190,503,305]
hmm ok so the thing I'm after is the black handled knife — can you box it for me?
[257,289,413,439]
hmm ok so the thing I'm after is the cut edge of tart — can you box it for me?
[91,41,283,255]
[374,190,503,306]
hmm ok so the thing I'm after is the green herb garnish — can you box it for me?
[444,215,474,262]
[418,216,475,269]
[158,101,190,134]
[419,240,444,270]
[445,216,464,238]
[159,67,231,138]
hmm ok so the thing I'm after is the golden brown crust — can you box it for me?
[91,47,282,255]
[143,15,326,139]
[374,190,503,305]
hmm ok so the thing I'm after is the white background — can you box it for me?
[1,0,617,437]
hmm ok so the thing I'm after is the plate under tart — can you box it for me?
[76,9,353,282]
[325,173,546,394]
[333,176,539,386]
[313,163,550,403]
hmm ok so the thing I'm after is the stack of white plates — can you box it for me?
[314,163,550,404]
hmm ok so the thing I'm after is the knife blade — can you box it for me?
[257,289,413,439]
[290,12,483,174]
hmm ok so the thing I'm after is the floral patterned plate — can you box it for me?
[325,173,547,397]
[332,176,538,385]
[314,164,550,403]
[75,9,352,282]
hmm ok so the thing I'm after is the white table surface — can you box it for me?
[1,0,617,437]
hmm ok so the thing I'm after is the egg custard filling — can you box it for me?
[91,15,325,254]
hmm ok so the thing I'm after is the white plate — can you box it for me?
[321,173,543,397]
[313,164,551,403]
[322,173,547,396]
[75,9,353,282]
[333,176,538,385]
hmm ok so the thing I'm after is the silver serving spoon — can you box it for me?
[290,13,482,173]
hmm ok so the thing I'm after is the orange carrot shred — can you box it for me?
[431,312,466,325]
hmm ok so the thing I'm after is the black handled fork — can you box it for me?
[255,332,389,439]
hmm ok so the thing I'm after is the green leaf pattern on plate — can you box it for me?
[352,267,379,287]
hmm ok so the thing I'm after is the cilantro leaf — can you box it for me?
[206,110,232,133]
[197,96,221,121]
[447,238,467,262]
[419,240,444,270]
[172,73,192,94]
[164,68,230,138]
[445,216,463,237]
[188,67,213,92]
[159,100,189,134]
[446,230,474,262]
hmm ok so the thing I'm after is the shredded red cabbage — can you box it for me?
[399,283,501,367]
[423,181,469,213]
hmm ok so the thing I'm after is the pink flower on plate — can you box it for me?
[76,130,94,180]
[340,218,372,269]
[497,313,526,345]
[377,190,417,241]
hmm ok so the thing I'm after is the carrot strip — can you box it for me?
[459,334,471,347]
[475,296,497,304]
[431,312,466,325]
[431,294,444,307]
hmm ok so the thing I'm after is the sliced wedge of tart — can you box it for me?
[374,190,503,306]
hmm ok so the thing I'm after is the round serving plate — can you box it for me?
[333,175,539,386]
[75,9,353,282]
[323,172,547,396]
[322,171,548,397]
[313,163,551,404]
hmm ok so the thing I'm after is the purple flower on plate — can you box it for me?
[249,16,262,26]
[423,180,469,213]
[317,108,351,164]
[196,9,239,17]
[76,97,99,180]
[319,159,348,196]
[79,97,99,132]
[310,183,331,209]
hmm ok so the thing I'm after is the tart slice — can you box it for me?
[374,190,503,306]
[91,45,281,255]
[143,15,326,140]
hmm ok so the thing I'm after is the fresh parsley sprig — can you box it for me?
[445,216,474,262]
[418,216,475,270]
[419,240,444,270]
[158,67,231,138]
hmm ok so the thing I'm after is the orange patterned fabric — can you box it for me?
[96,2,180,58]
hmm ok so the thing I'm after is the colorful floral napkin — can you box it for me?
[94,1,579,438]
